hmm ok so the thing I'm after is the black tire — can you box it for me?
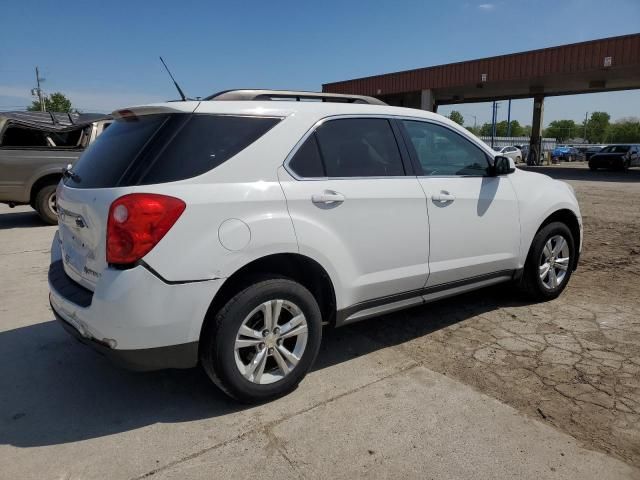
[200,277,322,403]
[515,156,521,163]
[622,159,630,172]
[518,222,575,301]
[34,183,58,225]
[589,164,597,171]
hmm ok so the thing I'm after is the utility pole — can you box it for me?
[471,115,477,130]
[506,99,512,137]
[583,111,588,142]
[34,67,45,111]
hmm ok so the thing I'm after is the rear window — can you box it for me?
[65,113,280,188]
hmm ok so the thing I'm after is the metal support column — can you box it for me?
[529,95,545,165]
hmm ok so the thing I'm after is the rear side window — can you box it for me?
[139,115,280,185]
[314,118,405,177]
[288,134,325,178]
[65,114,280,188]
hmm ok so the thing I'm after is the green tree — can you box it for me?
[479,122,493,136]
[584,112,610,143]
[478,120,523,137]
[543,120,577,142]
[522,125,532,137]
[28,92,73,113]
[448,110,464,126]
[465,125,481,136]
[606,118,640,143]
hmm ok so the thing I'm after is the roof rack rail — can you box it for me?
[203,89,387,105]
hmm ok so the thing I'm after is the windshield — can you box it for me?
[601,145,630,154]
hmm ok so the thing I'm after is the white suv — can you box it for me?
[49,90,582,402]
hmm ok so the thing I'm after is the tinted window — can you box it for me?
[314,118,404,177]
[288,133,325,177]
[66,114,280,188]
[402,120,489,176]
[139,115,280,185]
[66,114,169,188]
[601,145,630,153]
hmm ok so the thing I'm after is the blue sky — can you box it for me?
[1,0,638,127]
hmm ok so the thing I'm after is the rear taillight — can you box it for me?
[106,193,185,265]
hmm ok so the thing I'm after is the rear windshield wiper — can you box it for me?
[62,164,82,183]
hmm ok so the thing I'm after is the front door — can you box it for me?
[399,119,521,287]
[279,117,430,310]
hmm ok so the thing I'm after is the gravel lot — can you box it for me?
[0,164,638,479]
[360,164,640,465]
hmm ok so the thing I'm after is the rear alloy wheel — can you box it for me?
[200,278,322,402]
[34,183,58,225]
[234,299,308,385]
[519,222,575,301]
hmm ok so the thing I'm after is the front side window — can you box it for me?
[402,120,489,176]
[314,118,405,177]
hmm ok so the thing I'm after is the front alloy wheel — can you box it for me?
[539,235,570,290]
[519,221,575,301]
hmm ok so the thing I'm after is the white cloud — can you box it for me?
[478,3,495,10]
[0,84,164,113]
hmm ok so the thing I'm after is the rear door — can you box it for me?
[279,117,429,310]
[399,119,520,286]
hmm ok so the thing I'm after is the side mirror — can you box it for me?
[493,155,516,175]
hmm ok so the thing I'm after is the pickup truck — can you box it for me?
[0,111,111,224]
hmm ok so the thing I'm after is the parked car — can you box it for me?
[514,144,529,162]
[494,145,522,163]
[585,145,605,161]
[552,145,583,162]
[589,144,640,171]
[48,89,582,402]
[0,111,112,223]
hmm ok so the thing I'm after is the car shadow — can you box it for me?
[0,287,525,448]
[519,165,640,183]
[0,209,50,230]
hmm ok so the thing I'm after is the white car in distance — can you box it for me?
[495,145,523,163]
[49,90,582,402]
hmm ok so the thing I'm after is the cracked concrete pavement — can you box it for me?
[1,165,639,479]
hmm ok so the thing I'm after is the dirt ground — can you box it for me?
[343,163,640,466]
[1,164,638,478]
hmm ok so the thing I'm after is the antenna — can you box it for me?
[159,56,187,101]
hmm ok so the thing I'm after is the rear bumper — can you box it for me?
[48,233,223,370]
[52,305,198,371]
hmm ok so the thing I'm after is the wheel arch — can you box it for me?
[533,209,581,271]
[200,252,337,344]
[29,173,62,206]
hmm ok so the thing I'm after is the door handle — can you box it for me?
[432,191,455,203]
[312,190,345,205]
